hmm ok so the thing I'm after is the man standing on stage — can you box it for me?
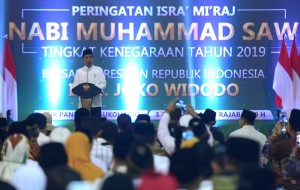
[73,48,106,118]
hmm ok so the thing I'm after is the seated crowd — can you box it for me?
[0,98,299,190]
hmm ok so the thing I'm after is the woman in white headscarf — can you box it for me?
[0,134,29,182]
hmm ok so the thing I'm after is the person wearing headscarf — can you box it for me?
[0,134,29,182]
[65,132,105,181]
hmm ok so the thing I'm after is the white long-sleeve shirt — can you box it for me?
[73,65,106,107]
[229,125,267,151]
[157,112,214,156]
[157,112,176,156]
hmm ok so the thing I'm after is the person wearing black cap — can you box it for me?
[73,48,106,119]
[132,122,170,175]
[135,114,151,123]
[199,108,225,145]
[229,109,267,151]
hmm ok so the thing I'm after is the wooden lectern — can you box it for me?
[72,83,103,112]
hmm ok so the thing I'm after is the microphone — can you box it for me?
[86,66,90,83]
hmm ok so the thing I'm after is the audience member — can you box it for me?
[158,98,199,155]
[159,100,214,157]
[101,173,134,190]
[40,138,82,190]
[27,113,50,146]
[81,116,116,171]
[138,170,178,190]
[2,121,29,160]
[212,137,260,190]
[7,121,29,140]
[25,114,44,160]
[210,144,227,175]
[229,109,267,151]
[42,112,55,135]
[133,122,170,174]
[95,120,118,168]
[0,134,29,182]
[49,127,71,145]
[268,108,300,188]
[227,137,260,167]
[135,114,151,123]
[125,142,154,182]
[78,123,106,174]
[65,132,105,181]
[2,100,285,190]
[169,146,203,190]
[167,107,182,138]
[195,141,214,190]
[199,108,225,145]
[189,118,210,144]
[117,114,132,133]
[238,166,276,190]
[5,110,14,126]
[100,121,119,145]
[11,161,47,190]
[0,180,16,190]
[38,142,68,171]
[66,181,94,190]
[46,166,82,190]
[74,108,90,130]
[111,132,135,173]
[0,118,8,157]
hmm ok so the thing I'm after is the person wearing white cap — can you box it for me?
[49,127,71,145]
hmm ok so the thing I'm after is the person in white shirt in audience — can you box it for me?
[158,98,209,156]
[229,109,267,151]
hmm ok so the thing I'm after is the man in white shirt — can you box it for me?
[158,99,215,156]
[73,49,106,118]
[229,109,267,151]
